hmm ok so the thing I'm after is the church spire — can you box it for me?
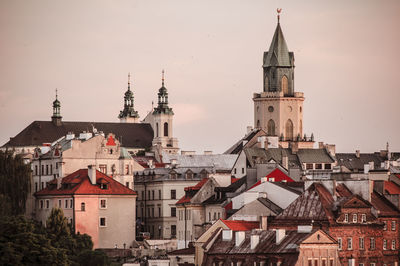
[119,73,139,122]
[52,89,62,126]
[153,70,173,115]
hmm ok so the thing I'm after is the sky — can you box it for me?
[0,0,399,154]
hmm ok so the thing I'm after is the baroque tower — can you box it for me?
[52,89,62,126]
[119,73,140,123]
[143,70,179,154]
[254,11,313,148]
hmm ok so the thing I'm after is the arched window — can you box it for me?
[156,123,159,137]
[264,76,269,91]
[164,122,168,137]
[282,76,289,95]
[81,202,85,211]
[256,120,260,128]
[285,119,294,141]
[267,119,275,136]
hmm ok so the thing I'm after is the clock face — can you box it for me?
[268,106,274,112]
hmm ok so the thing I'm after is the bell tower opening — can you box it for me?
[285,119,294,141]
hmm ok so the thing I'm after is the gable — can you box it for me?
[301,230,337,245]
[342,195,371,209]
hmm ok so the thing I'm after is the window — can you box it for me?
[281,75,289,95]
[35,165,38,175]
[156,123,159,137]
[322,259,326,266]
[171,207,176,217]
[171,190,176,199]
[347,238,352,250]
[99,164,107,174]
[267,119,275,136]
[383,239,387,250]
[142,191,145,200]
[46,165,49,175]
[361,214,366,223]
[99,217,106,227]
[100,199,107,209]
[338,238,342,250]
[344,214,349,223]
[65,199,68,208]
[70,199,73,209]
[325,163,332,170]
[158,207,161,217]
[58,199,61,208]
[151,208,154,217]
[209,212,211,221]
[50,165,53,175]
[81,202,85,211]
[359,237,364,250]
[353,214,358,223]
[315,163,323,169]
[329,259,334,266]
[148,191,150,200]
[35,182,38,192]
[314,259,319,266]
[126,182,129,188]
[392,240,396,250]
[171,225,176,238]
[308,260,312,266]
[159,190,161,199]
[41,165,44,175]
[41,182,44,189]
[242,168,244,174]
[40,200,44,209]
[125,165,129,175]
[152,190,155,200]
[213,212,216,220]
[164,122,168,137]
[46,200,49,209]
[306,163,313,170]
[234,168,237,174]
[391,221,396,231]
[370,238,375,250]
[384,221,387,230]
[285,119,294,140]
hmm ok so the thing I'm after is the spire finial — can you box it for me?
[162,69,165,86]
[55,88,58,100]
[128,72,131,90]
[277,8,282,23]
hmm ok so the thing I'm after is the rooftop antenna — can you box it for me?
[277,8,282,23]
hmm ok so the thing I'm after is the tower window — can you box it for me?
[264,76,269,91]
[285,119,294,141]
[164,122,168,137]
[282,75,289,95]
[267,119,275,136]
[256,120,260,128]
[156,123,159,137]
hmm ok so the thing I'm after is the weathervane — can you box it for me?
[277,8,282,23]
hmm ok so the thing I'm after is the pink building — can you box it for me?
[35,167,137,249]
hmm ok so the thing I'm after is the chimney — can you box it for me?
[235,231,245,247]
[318,142,324,149]
[247,126,253,134]
[355,150,360,158]
[258,136,266,149]
[222,229,232,241]
[291,142,298,154]
[369,161,374,171]
[250,234,260,249]
[56,177,62,189]
[282,155,289,170]
[276,229,286,244]
[260,216,268,230]
[88,165,96,185]
[148,159,154,169]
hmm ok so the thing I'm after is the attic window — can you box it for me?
[100,183,108,189]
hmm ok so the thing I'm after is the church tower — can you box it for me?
[51,89,62,126]
[119,73,140,123]
[143,70,179,154]
[253,10,313,148]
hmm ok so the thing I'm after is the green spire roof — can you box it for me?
[119,73,139,119]
[263,22,292,67]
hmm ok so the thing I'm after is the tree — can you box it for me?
[0,151,31,216]
[77,250,110,266]
[0,215,68,266]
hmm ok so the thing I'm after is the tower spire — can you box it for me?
[128,72,131,90]
[52,88,62,125]
[162,69,165,87]
[118,73,139,122]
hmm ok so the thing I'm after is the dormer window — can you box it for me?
[170,173,177,179]
[361,214,366,223]
[100,183,108,189]
[344,214,349,223]
[353,214,357,223]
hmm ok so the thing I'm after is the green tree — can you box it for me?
[0,151,31,216]
[0,215,68,266]
[77,250,110,266]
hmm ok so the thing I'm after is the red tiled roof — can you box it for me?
[266,168,294,182]
[371,191,400,216]
[133,156,165,168]
[221,220,259,231]
[384,181,400,195]
[231,177,239,184]
[35,169,136,196]
[176,178,209,204]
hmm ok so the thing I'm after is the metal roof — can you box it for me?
[162,153,238,171]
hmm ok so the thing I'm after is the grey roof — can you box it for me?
[224,129,262,154]
[134,166,211,182]
[263,23,293,68]
[257,197,283,214]
[296,149,335,164]
[3,120,153,149]
[162,153,238,171]
[336,153,385,171]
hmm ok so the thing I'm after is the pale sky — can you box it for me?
[1,0,399,154]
